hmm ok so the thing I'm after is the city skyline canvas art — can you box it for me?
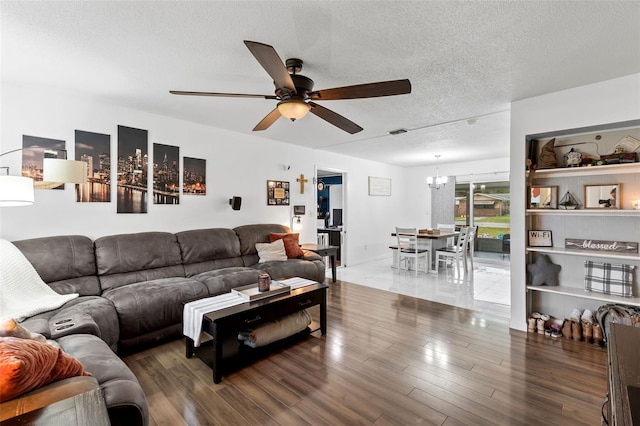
[21,135,66,190]
[75,130,111,202]
[183,157,206,195]
[117,125,148,214]
[153,143,179,204]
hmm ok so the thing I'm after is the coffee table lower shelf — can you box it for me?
[184,282,327,383]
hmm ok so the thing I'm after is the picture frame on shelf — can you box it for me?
[528,230,553,247]
[530,186,558,209]
[584,183,620,209]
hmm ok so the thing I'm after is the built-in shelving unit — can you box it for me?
[527,285,640,307]
[527,209,640,217]
[525,123,640,322]
[526,246,640,261]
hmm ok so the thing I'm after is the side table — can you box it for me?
[301,243,338,282]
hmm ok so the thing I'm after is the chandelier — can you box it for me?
[427,155,448,189]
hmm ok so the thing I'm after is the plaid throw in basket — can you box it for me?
[584,261,633,297]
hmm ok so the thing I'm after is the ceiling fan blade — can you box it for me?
[170,90,277,99]
[308,102,363,134]
[253,108,282,131]
[244,40,296,93]
[309,79,411,100]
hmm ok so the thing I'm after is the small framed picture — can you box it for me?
[528,230,553,247]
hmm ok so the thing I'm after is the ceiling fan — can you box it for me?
[170,40,411,134]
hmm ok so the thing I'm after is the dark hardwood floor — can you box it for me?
[123,280,608,425]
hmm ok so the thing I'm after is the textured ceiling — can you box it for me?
[2,1,639,167]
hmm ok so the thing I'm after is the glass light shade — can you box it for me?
[0,175,35,206]
[43,159,88,184]
[277,100,310,121]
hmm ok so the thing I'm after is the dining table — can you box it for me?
[390,229,458,273]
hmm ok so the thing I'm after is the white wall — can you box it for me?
[510,73,640,331]
[0,84,409,266]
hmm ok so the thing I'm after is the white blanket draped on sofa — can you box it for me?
[0,239,78,321]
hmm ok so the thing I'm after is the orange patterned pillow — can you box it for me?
[0,336,91,402]
[269,233,304,259]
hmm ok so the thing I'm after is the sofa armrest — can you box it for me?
[301,249,323,262]
[49,313,100,340]
[0,376,100,422]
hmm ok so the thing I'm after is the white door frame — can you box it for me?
[315,165,347,267]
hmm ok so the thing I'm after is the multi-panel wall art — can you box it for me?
[183,157,206,195]
[117,125,148,214]
[75,130,111,202]
[22,135,66,190]
[153,143,180,204]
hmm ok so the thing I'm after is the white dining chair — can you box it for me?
[437,223,456,247]
[465,225,478,273]
[395,227,429,276]
[435,226,470,274]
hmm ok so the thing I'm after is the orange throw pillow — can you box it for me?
[0,337,91,402]
[269,233,304,259]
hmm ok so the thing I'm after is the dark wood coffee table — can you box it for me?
[184,281,328,383]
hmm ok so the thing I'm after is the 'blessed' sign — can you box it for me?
[565,239,639,254]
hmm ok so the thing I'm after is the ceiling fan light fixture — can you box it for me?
[277,100,310,121]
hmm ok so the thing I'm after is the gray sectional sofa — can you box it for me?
[9,224,325,426]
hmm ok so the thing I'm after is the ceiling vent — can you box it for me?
[388,128,408,135]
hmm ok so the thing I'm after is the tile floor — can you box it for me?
[333,255,511,319]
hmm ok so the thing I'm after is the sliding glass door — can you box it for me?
[455,180,510,261]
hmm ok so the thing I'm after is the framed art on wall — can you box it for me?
[267,180,289,205]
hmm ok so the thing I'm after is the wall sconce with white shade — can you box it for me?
[291,215,302,232]
[427,155,448,190]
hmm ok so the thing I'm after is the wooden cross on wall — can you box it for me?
[296,174,309,194]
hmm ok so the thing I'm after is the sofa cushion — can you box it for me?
[102,277,208,340]
[253,258,323,282]
[269,232,304,258]
[192,267,262,295]
[176,228,244,276]
[0,336,91,402]
[234,224,290,256]
[256,239,288,263]
[12,236,101,296]
[95,232,186,291]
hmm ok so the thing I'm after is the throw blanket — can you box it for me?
[238,310,312,348]
[0,239,78,322]
[183,293,245,346]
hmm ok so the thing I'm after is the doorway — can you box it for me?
[315,167,346,267]
[454,179,510,264]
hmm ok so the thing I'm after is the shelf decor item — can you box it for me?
[528,230,553,247]
[527,254,561,286]
[530,186,558,209]
[584,261,634,297]
[584,183,620,209]
[566,239,639,254]
[558,191,579,209]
